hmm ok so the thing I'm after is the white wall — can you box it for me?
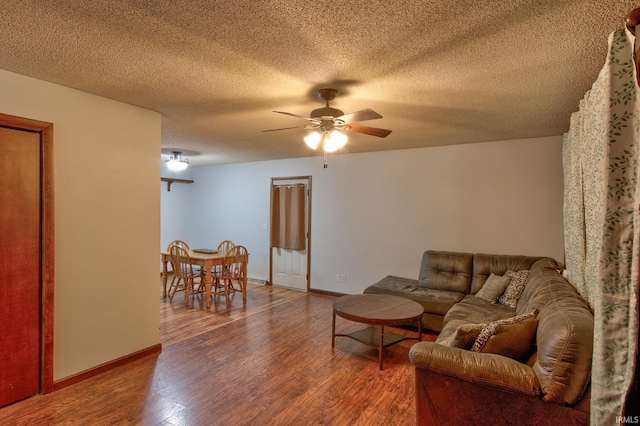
[0,69,161,380]
[160,163,193,252]
[177,136,564,294]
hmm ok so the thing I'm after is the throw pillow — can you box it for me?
[475,273,511,304]
[471,309,539,357]
[498,269,530,309]
[479,316,538,361]
[439,323,486,349]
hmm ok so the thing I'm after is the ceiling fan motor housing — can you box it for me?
[310,106,345,119]
[311,88,344,119]
[317,88,337,101]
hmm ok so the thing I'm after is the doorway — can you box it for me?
[0,113,54,406]
[269,176,311,291]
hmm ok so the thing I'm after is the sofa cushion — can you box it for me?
[514,260,594,405]
[535,298,594,405]
[438,295,515,342]
[498,270,531,309]
[474,315,539,361]
[516,259,576,316]
[475,273,511,303]
[470,253,545,295]
[418,250,473,293]
[363,275,465,315]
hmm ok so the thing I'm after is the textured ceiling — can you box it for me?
[0,1,638,166]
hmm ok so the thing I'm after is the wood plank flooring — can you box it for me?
[0,282,436,425]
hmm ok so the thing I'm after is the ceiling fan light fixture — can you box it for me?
[263,88,390,166]
[165,151,189,171]
[323,130,348,152]
[304,131,322,150]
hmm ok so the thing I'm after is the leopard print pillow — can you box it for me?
[497,269,530,309]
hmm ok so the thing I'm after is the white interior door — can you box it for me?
[272,247,308,291]
[271,177,310,291]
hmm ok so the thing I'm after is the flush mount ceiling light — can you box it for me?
[165,151,189,171]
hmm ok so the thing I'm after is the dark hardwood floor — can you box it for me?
[0,282,435,425]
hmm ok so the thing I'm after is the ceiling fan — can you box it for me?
[263,88,392,153]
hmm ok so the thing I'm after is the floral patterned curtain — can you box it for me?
[563,28,639,425]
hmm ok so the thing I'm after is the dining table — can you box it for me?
[161,249,232,309]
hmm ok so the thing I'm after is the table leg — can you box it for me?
[379,325,385,370]
[161,258,168,298]
[332,312,336,347]
[205,268,213,310]
[224,277,231,306]
[418,319,423,341]
[184,275,190,305]
[242,263,248,302]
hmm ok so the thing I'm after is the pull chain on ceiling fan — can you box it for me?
[263,88,392,167]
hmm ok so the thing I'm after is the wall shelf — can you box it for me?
[161,177,194,192]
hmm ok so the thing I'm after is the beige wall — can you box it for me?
[0,69,161,380]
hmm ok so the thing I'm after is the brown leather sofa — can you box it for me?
[364,250,594,425]
[364,250,545,332]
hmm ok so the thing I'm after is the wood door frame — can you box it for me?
[0,113,54,395]
[269,176,312,290]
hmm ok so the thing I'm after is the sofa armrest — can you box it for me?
[409,341,541,397]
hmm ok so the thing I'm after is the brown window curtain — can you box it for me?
[271,184,306,250]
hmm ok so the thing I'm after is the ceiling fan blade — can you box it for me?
[262,125,306,132]
[338,109,383,124]
[346,124,392,138]
[273,111,315,121]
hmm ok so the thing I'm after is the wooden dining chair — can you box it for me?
[169,244,205,303]
[211,240,235,274]
[167,239,204,283]
[166,240,190,298]
[169,239,190,251]
[212,245,248,306]
[216,240,235,252]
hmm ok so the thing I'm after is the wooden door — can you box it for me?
[270,177,311,291]
[0,126,42,406]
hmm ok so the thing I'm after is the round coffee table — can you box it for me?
[332,294,424,370]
